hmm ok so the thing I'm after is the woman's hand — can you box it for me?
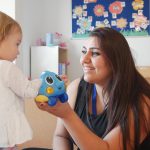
[35,100,73,119]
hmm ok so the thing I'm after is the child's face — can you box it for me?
[0,27,22,61]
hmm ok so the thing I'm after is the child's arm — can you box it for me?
[1,60,41,98]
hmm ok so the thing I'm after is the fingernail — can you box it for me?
[40,103,44,107]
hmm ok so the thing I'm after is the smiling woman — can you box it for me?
[35,27,150,150]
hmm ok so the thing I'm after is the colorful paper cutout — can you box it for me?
[94,4,105,16]
[72,0,150,38]
[109,1,123,15]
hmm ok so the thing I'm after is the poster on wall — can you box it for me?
[72,0,150,38]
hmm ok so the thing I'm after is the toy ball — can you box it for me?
[35,71,68,106]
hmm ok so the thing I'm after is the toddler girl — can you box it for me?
[0,11,41,150]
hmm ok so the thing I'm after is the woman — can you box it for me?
[36,27,150,150]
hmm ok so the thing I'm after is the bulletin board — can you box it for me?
[72,0,150,38]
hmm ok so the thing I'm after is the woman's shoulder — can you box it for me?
[142,95,150,120]
[143,95,150,103]
[67,77,82,109]
[140,95,150,140]
[141,95,150,112]
[67,78,81,90]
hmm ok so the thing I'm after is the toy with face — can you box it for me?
[35,71,68,106]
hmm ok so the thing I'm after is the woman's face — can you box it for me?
[80,36,112,85]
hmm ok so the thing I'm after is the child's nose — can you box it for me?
[17,49,20,55]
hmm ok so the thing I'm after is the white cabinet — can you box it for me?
[30,46,67,79]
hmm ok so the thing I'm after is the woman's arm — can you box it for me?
[58,99,150,150]
[41,78,81,150]
[36,78,122,150]
[53,118,73,150]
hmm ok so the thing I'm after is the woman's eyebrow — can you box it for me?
[90,47,101,50]
[82,46,101,51]
[82,46,87,49]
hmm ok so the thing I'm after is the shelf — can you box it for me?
[30,46,68,79]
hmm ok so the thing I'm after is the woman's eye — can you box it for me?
[46,76,53,84]
[81,46,87,54]
[92,52,100,57]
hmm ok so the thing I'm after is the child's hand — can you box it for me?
[60,74,70,87]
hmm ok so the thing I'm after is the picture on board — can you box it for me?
[72,0,150,38]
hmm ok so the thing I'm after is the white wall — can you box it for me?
[15,0,46,77]
[127,37,150,66]
[0,0,15,18]
[15,0,150,81]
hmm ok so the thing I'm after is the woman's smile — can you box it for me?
[83,66,95,73]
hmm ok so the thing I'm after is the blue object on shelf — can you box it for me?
[46,33,54,46]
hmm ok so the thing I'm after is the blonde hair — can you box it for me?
[0,11,22,43]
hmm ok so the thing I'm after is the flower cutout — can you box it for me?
[73,6,83,17]
[109,1,123,15]
[96,22,106,28]
[94,4,105,17]
[133,14,148,28]
[79,18,91,31]
[116,18,127,29]
[132,0,144,11]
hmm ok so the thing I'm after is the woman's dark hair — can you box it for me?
[89,27,150,150]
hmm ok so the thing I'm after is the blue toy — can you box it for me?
[35,71,68,106]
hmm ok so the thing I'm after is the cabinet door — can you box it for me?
[30,46,59,79]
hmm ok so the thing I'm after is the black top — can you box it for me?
[139,134,150,150]
[71,79,150,150]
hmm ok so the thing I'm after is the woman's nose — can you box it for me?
[81,51,91,63]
